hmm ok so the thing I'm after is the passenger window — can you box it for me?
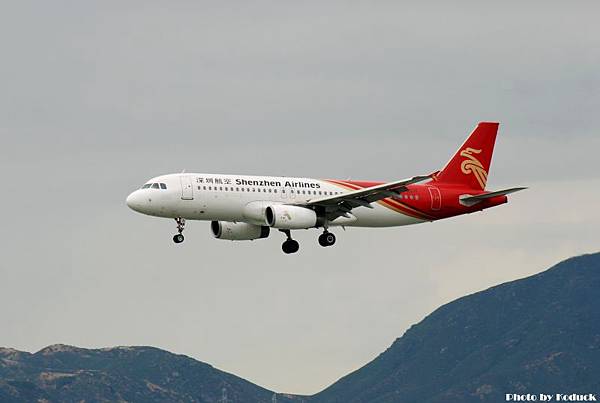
[241,188,245,192]
[151,183,159,189]
[274,189,277,193]
[219,186,223,191]
[160,183,167,189]
[203,186,207,190]
[268,189,272,193]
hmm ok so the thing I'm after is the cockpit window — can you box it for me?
[141,182,167,190]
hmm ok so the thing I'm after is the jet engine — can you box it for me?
[211,221,270,241]
[265,205,317,229]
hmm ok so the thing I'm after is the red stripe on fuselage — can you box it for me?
[323,179,437,221]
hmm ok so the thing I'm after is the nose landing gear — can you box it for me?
[318,231,336,247]
[279,229,300,254]
[173,217,186,244]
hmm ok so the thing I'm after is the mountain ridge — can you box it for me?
[312,252,600,402]
[2,252,599,402]
[0,343,300,402]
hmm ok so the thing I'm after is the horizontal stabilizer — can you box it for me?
[460,187,527,206]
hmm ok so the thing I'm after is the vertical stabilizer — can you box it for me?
[434,122,499,190]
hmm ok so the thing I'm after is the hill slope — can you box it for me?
[312,252,600,403]
[2,253,599,402]
[0,344,296,403]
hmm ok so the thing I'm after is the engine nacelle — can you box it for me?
[242,200,273,226]
[265,205,317,229]
[211,221,270,241]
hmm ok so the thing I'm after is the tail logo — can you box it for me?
[460,148,488,189]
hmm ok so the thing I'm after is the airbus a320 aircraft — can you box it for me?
[126,122,525,254]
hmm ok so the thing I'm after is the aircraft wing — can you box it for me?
[298,175,432,221]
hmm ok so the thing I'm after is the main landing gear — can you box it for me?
[279,229,337,253]
[280,230,300,254]
[318,231,336,247]
[173,217,185,244]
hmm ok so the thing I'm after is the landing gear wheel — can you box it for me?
[279,229,299,254]
[282,239,300,254]
[318,231,336,247]
[173,217,186,244]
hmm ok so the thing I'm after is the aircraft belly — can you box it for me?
[344,203,425,227]
[168,193,238,221]
[169,190,424,227]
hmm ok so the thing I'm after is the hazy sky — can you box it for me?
[1,1,599,395]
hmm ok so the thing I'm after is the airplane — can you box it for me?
[126,122,525,254]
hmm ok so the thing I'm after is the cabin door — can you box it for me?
[428,187,441,211]
[180,176,194,200]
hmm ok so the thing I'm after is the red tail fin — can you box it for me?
[434,122,499,190]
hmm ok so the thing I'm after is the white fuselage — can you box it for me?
[124,123,520,252]
[126,173,425,228]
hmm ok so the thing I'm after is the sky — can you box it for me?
[1,0,599,395]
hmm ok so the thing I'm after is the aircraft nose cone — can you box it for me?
[126,191,144,212]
